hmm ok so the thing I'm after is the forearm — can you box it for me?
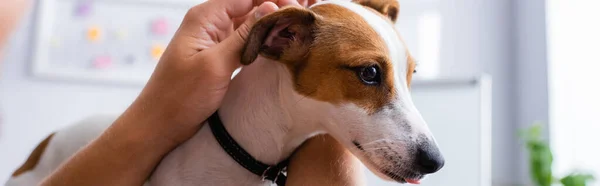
[287,135,366,186]
[40,102,192,186]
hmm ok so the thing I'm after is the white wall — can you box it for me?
[548,0,600,182]
[430,1,550,185]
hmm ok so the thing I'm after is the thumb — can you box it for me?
[208,2,279,71]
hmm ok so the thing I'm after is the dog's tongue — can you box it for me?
[405,179,421,184]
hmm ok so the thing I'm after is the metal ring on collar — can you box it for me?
[273,170,282,183]
[261,166,273,181]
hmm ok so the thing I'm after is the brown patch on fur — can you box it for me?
[353,0,400,22]
[293,4,395,114]
[12,133,55,177]
[288,134,361,185]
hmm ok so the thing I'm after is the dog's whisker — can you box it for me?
[360,138,389,146]
[359,143,387,148]
[361,147,388,151]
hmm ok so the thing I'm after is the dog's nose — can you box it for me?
[415,146,445,174]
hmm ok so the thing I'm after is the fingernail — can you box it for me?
[255,9,267,19]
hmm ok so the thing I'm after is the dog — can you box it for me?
[6,0,444,185]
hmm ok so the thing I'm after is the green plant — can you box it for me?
[520,124,554,186]
[560,172,596,186]
[520,124,595,186]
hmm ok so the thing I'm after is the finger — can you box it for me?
[222,0,268,19]
[233,0,300,29]
[273,0,302,7]
[223,0,299,19]
[297,0,308,7]
[202,2,279,71]
[233,8,254,29]
[308,0,321,6]
[255,0,301,8]
[233,16,248,30]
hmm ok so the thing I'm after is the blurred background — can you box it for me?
[1,0,598,185]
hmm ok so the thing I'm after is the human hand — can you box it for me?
[125,0,321,145]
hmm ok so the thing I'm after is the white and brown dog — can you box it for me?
[6,0,444,185]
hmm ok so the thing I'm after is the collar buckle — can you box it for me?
[261,166,286,184]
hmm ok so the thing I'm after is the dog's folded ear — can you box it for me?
[353,0,400,23]
[241,7,318,65]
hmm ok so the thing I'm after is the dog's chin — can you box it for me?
[366,164,424,184]
[354,153,424,184]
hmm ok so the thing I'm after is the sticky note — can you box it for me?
[87,26,101,42]
[151,18,168,36]
[75,1,92,17]
[93,56,112,69]
[151,44,165,59]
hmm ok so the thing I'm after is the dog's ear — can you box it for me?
[241,7,318,65]
[353,0,399,23]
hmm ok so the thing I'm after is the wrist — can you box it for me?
[104,113,179,157]
[116,96,205,147]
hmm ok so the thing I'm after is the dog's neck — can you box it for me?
[218,58,324,165]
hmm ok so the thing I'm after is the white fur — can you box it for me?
[5,116,117,186]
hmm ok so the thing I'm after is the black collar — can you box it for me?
[208,111,289,186]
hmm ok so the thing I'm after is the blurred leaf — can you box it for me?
[560,173,595,186]
[520,124,554,186]
[520,124,596,186]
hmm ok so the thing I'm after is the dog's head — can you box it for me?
[242,0,443,183]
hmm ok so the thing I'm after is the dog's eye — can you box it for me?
[357,66,381,85]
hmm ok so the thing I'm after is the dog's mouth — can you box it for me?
[383,169,424,184]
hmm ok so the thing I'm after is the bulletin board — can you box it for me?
[31,0,202,85]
